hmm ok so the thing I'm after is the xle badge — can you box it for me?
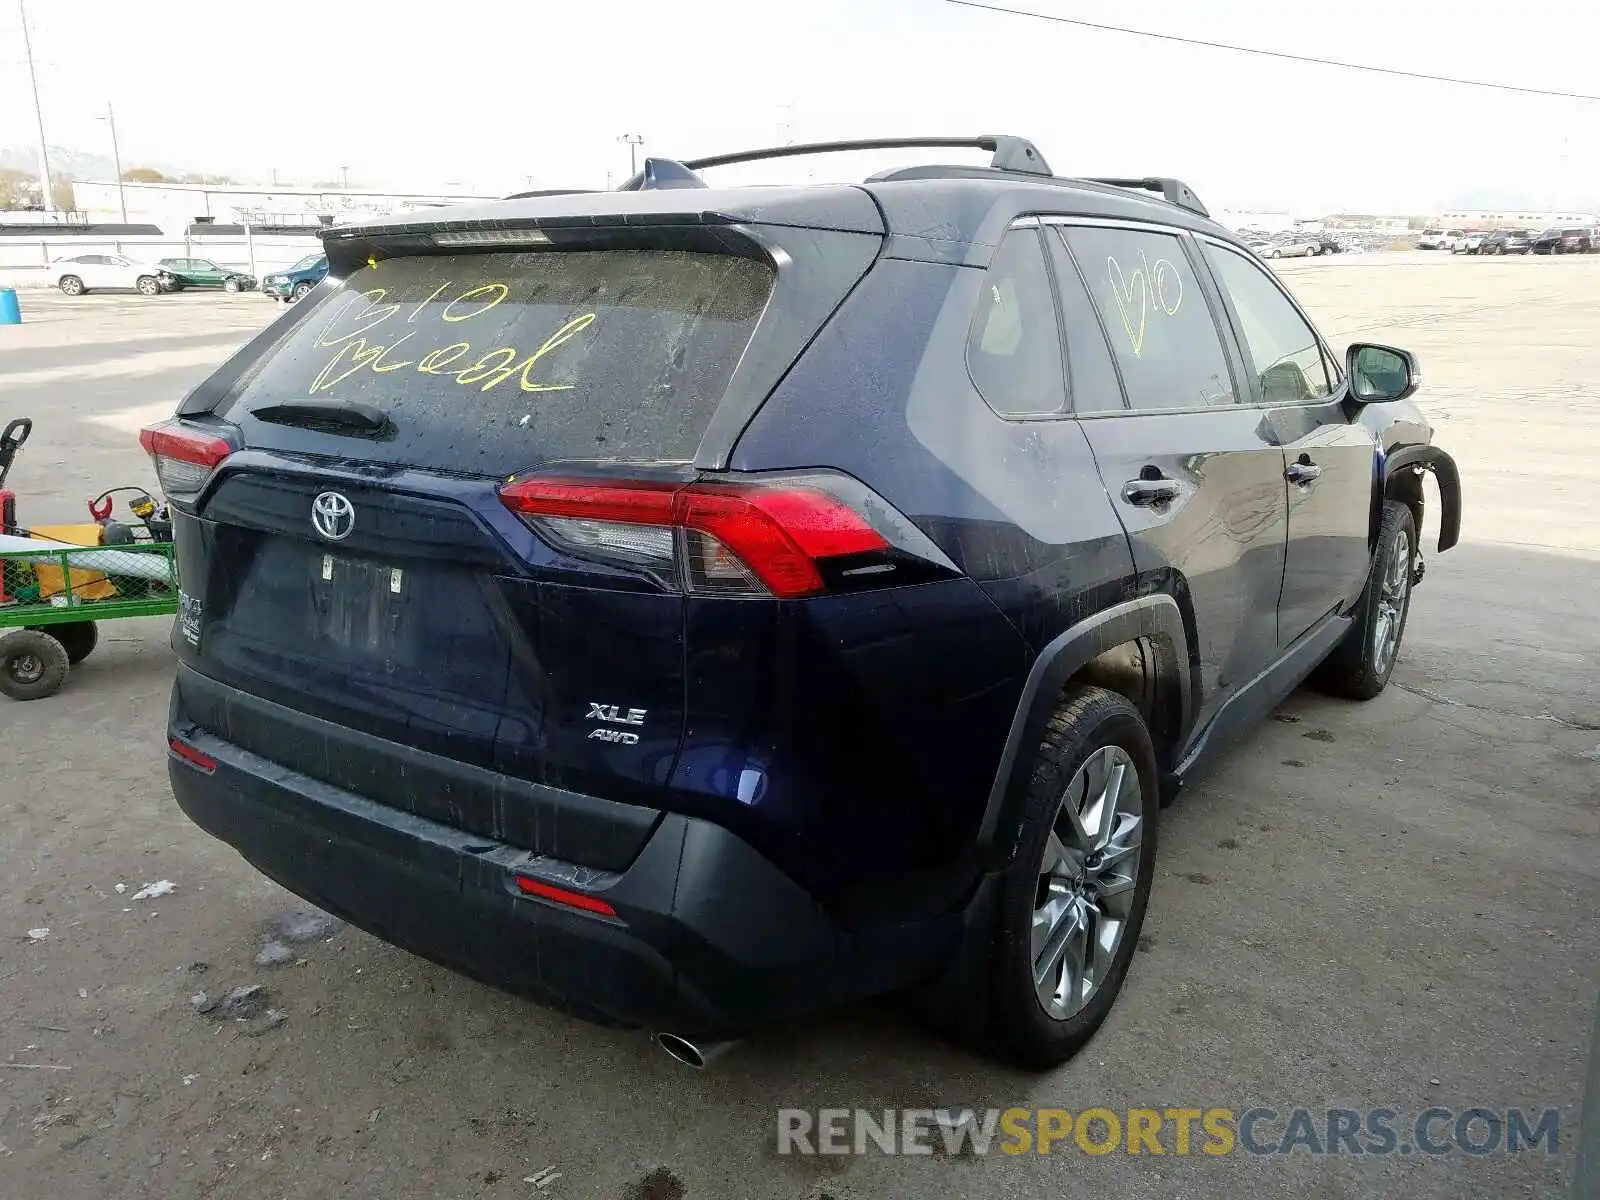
[587,702,646,745]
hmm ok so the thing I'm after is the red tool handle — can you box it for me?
[89,495,113,521]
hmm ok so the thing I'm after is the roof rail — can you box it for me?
[684,135,1052,177]
[616,135,1054,190]
[1083,177,1210,218]
[598,138,1211,220]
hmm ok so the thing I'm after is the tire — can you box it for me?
[972,685,1160,1069]
[224,277,241,293]
[0,629,70,701]
[1315,500,1417,700]
[41,620,98,665]
[1307,245,1319,256]
[1269,249,1281,259]
[136,275,161,296]
[58,275,84,296]
[291,281,313,301]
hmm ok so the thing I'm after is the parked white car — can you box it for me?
[1256,237,1320,259]
[47,254,174,297]
[1417,228,1449,249]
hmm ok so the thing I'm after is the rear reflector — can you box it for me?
[168,737,217,773]
[500,477,889,598]
[514,875,618,917]
[139,423,232,502]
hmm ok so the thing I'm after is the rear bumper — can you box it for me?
[167,684,947,1037]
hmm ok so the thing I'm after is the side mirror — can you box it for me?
[1347,343,1419,404]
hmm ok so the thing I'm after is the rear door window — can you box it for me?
[225,249,774,474]
[1060,225,1237,411]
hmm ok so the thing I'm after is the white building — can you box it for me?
[66,179,501,232]
[1434,209,1598,230]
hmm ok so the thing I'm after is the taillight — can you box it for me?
[499,474,947,599]
[139,421,232,503]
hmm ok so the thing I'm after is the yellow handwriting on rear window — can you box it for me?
[306,277,594,396]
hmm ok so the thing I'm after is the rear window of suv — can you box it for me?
[226,249,773,474]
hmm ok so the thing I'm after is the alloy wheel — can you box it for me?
[1031,745,1145,1020]
[1372,526,1412,675]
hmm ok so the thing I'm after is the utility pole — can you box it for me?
[18,0,55,215]
[619,133,643,177]
[339,165,349,189]
[102,101,126,222]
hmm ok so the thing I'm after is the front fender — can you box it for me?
[1383,444,1462,552]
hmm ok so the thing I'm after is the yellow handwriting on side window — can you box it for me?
[1104,250,1184,359]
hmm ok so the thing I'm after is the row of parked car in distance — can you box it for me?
[1417,227,1598,254]
[1241,232,1349,258]
[44,250,329,300]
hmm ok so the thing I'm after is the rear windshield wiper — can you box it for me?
[249,398,392,436]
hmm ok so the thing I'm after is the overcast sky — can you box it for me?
[3,0,1598,213]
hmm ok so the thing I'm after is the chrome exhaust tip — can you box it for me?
[655,1032,738,1070]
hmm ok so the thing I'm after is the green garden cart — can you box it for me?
[0,541,179,700]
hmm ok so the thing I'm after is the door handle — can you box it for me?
[1122,477,1182,506]
[1285,459,1323,484]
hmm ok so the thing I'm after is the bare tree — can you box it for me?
[0,168,34,209]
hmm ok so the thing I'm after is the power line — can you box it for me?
[944,0,1600,103]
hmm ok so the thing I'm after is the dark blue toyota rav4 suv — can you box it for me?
[142,136,1461,1070]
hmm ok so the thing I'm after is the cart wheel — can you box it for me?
[0,629,70,701]
[41,621,98,665]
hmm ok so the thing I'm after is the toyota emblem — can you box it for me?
[311,491,355,541]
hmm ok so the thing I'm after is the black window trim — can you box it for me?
[961,220,1073,423]
[1039,215,1249,419]
[1196,232,1349,409]
[1041,226,1129,416]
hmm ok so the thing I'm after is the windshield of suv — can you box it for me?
[289,253,325,271]
[226,248,774,475]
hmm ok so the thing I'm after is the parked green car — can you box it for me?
[157,258,257,293]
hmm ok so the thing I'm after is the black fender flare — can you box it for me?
[1383,445,1461,553]
[974,594,1192,866]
